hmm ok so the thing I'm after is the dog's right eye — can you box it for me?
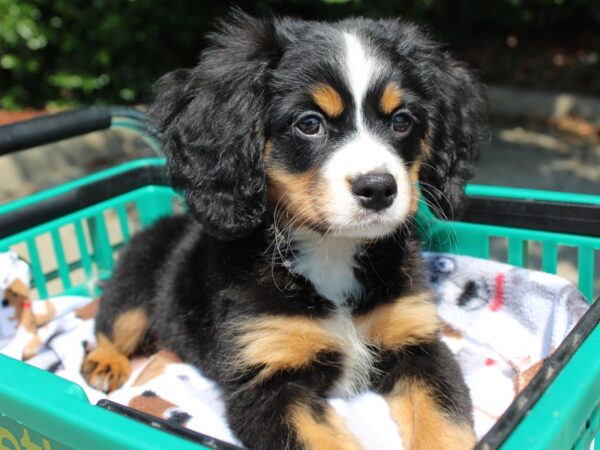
[295,115,324,136]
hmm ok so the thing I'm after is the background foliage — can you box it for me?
[1,0,599,109]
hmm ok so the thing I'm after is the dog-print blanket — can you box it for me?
[0,251,589,449]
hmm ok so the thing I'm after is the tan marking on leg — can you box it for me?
[386,380,476,450]
[312,83,344,118]
[266,167,325,229]
[380,83,404,114]
[235,315,341,380]
[355,292,440,350]
[112,307,148,356]
[289,402,362,450]
[82,333,131,392]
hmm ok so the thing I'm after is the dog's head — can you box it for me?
[151,11,486,241]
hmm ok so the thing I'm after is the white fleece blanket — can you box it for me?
[0,251,589,449]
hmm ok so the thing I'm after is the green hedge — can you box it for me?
[1,0,599,109]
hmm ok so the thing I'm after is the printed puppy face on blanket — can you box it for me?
[3,279,32,325]
[0,252,34,349]
[426,253,589,370]
[0,251,77,360]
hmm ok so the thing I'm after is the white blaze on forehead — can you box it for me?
[343,32,379,127]
[307,31,412,240]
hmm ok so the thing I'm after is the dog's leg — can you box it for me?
[82,307,149,392]
[385,379,475,450]
[355,293,474,449]
[376,341,476,450]
[223,314,363,450]
[224,379,362,450]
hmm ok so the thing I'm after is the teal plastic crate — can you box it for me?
[0,108,598,449]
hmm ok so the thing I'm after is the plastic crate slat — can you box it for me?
[25,238,47,298]
[50,228,71,290]
[74,220,93,280]
[508,238,528,268]
[115,204,131,243]
[542,241,558,274]
[578,246,594,302]
[87,213,113,277]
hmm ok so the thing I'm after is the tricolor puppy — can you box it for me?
[83,11,486,450]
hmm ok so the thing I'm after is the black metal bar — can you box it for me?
[0,106,113,155]
[98,399,244,450]
[0,165,169,239]
[464,196,600,237]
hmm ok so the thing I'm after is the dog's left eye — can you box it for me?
[295,115,324,136]
[391,111,413,134]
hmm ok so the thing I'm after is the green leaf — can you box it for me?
[0,54,19,69]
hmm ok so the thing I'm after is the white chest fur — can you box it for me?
[325,308,377,398]
[286,233,374,397]
[288,234,363,305]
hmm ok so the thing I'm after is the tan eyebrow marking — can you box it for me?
[380,83,404,114]
[311,83,344,118]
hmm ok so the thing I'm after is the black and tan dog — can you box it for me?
[83,11,486,450]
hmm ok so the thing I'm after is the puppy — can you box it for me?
[83,11,486,450]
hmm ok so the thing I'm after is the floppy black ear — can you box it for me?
[417,53,488,220]
[384,20,488,220]
[150,12,280,240]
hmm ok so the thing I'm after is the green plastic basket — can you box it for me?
[0,108,598,450]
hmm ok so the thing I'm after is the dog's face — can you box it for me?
[265,31,427,239]
[151,13,486,241]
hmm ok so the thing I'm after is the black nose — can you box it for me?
[351,173,397,211]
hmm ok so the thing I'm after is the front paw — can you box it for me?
[82,334,131,393]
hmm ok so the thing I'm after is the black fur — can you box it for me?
[93,11,486,450]
[375,19,488,219]
[149,15,280,240]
